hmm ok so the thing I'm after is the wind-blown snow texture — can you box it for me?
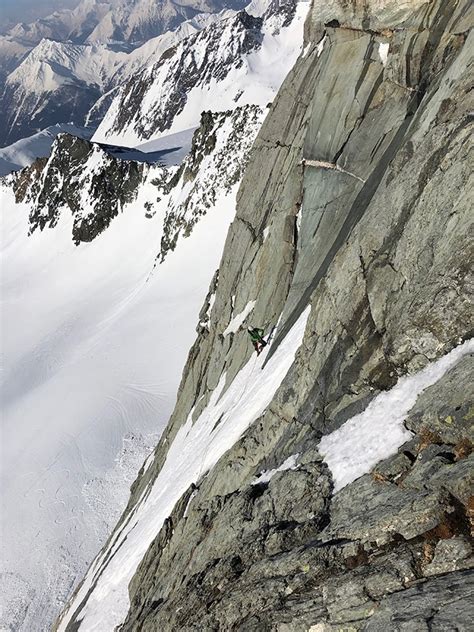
[319,339,474,491]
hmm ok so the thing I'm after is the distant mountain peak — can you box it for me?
[93,0,307,146]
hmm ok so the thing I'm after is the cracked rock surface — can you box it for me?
[59,0,473,629]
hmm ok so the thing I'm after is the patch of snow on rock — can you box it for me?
[223,299,257,335]
[319,339,474,492]
[378,41,389,66]
[252,453,300,485]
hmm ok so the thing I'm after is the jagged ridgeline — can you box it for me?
[11,106,264,249]
[11,105,263,251]
[56,0,473,630]
[0,0,250,146]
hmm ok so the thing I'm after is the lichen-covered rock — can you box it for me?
[405,356,474,447]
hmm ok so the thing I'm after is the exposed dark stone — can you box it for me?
[12,133,145,244]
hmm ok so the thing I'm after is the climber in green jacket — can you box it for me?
[247,326,267,355]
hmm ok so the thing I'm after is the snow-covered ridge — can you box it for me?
[2,0,246,48]
[93,0,309,146]
[9,104,264,251]
[158,106,265,261]
[0,123,94,177]
[6,39,120,94]
[6,9,239,98]
[0,1,245,145]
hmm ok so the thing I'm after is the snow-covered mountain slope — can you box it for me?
[6,39,125,94]
[82,0,247,45]
[106,9,238,86]
[4,1,109,48]
[0,0,245,94]
[3,0,246,49]
[0,105,264,632]
[84,8,238,128]
[0,1,245,146]
[92,0,309,146]
[0,123,94,176]
[0,39,109,146]
[0,36,31,82]
[57,0,473,630]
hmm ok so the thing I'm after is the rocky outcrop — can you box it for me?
[57,0,473,629]
[158,106,265,260]
[8,104,265,253]
[12,134,145,244]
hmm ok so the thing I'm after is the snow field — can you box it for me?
[0,157,239,630]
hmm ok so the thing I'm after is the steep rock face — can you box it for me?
[57,0,473,630]
[1,101,266,632]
